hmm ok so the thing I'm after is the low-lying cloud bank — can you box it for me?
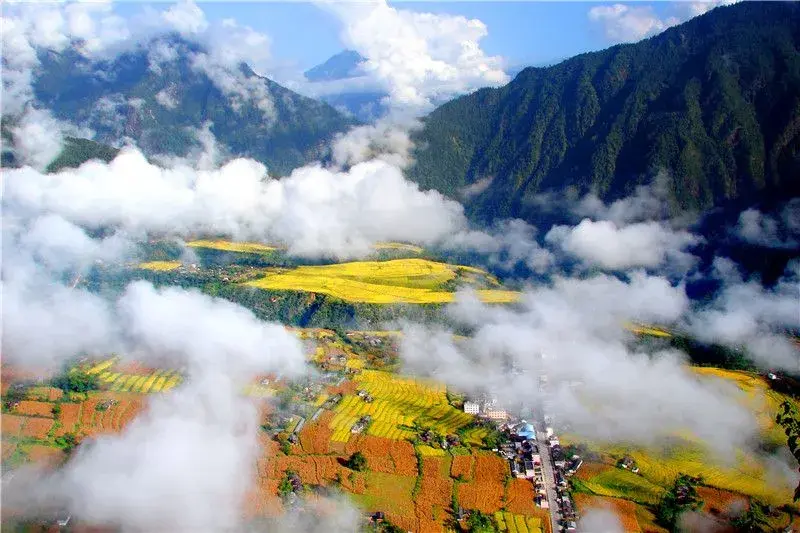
[4,146,466,259]
[401,274,763,455]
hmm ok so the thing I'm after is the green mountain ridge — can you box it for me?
[407,2,800,223]
[26,35,356,176]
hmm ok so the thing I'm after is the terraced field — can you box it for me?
[245,258,519,304]
[328,369,474,442]
[84,358,183,393]
[138,260,182,271]
[186,239,277,254]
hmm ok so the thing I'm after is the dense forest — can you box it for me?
[408,2,800,223]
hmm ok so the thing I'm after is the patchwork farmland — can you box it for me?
[4,325,800,531]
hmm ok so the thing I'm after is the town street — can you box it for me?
[536,428,561,533]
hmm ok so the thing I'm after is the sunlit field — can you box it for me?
[138,260,181,271]
[244,258,519,304]
[186,239,277,254]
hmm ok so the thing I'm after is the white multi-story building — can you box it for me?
[463,401,480,415]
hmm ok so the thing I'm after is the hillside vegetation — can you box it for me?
[409,2,800,222]
[29,36,355,175]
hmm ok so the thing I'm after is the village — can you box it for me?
[461,391,583,533]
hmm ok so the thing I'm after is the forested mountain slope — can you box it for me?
[409,2,800,222]
[30,35,356,175]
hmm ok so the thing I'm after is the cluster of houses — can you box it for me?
[357,389,374,403]
[545,428,583,531]
[351,415,371,434]
[462,396,509,421]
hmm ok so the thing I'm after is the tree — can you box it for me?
[776,400,800,501]
[656,473,703,530]
[731,501,770,532]
[54,433,78,453]
[346,451,368,472]
[466,510,496,533]
[52,371,99,393]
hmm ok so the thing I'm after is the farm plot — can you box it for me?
[610,444,792,504]
[451,454,474,480]
[14,401,54,418]
[2,415,27,437]
[456,453,507,513]
[575,464,664,505]
[416,457,454,532]
[138,260,181,271]
[494,512,544,533]
[505,479,538,515]
[20,418,53,439]
[244,258,519,304]
[350,472,417,524]
[186,239,276,254]
[328,370,474,443]
[572,494,643,532]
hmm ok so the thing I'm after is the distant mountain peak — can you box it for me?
[304,50,367,82]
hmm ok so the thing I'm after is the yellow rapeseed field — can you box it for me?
[329,370,476,443]
[186,239,276,254]
[138,260,181,271]
[244,258,519,304]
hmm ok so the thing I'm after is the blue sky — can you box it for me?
[117,1,699,71]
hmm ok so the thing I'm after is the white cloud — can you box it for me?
[545,218,698,271]
[687,269,800,371]
[4,146,466,259]
[399,273,760,455]
[588,1,738,43]
[331,118,418,169]
[327,0,509,114]
[160,0,208,36]
[735,203,800,249]
[1,1,276,119]
[579,508,624,533]
[155,87,178,109]
[9,108,67,171]
[443,219,555,275]
[588,4,678,42]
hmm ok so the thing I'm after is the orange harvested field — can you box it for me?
[271,455,320,484]
[2,414,27,436]
[15,400,54,418]
[576,461,614,481]
[329,380,357,396]
[312,455,347,482]
[388,439,418,477]
[55,403,81,436]
[416,457,453,531]
[299,416,333,454]
[21,417,53,439]
[387,513,417,533]
[451,454,474,480]
[345,435,398,474]
[573,494,642,532]
[115,398,145,430]
[697,487,748,517]
[26,444,63,465]
[2,441,16,460]
[457,453,506,513]
[505,478,537,514]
